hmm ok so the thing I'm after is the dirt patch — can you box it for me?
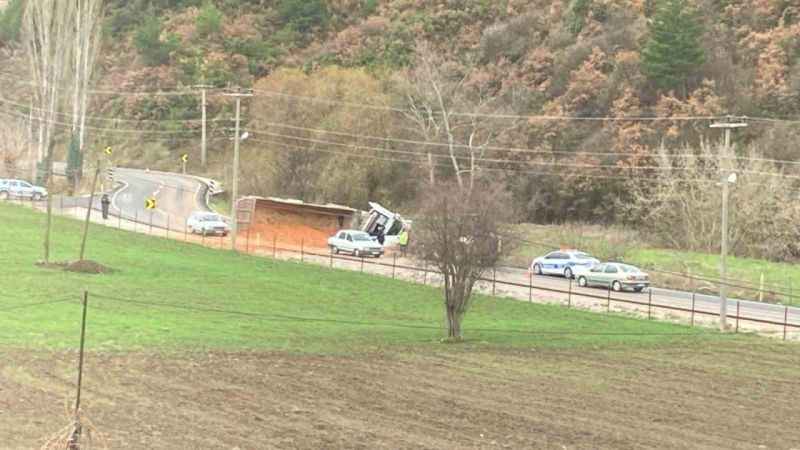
[1,343,799,449]
[63,260,113,274]
[34,261,69,270]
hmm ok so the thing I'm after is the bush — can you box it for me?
[277,0,329,33]
[0,0,24,43]
[134,16,180,66]
[196,1,223,37]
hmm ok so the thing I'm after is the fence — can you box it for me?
[4,195,800,340]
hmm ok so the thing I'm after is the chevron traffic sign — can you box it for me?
[181,153,189,163]
[104,146,113,156]
[145,197,157,210]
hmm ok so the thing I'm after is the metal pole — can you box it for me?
[691,292,696,326]
[735,301,740,333]
[225,91,251,252]
[529,271,533,302]
[134,211,137,233]
[567,277,572,308]
[79,166,100,261]
[118,207,122,229]
[166,215,170,239]
[301,238,304,262]
[246,227,250,254]
[784,306,789,341]
[360,255,365,273]
[648,288,653,320]
[759,272,764,303]
[330,247,333,268]
[392,254,397,279]
[492,268,496,296]
[149,210,153,234]
[423,261,428,285]
[272,235,277,258]
[607,285,611,313]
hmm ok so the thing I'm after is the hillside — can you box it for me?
[1,0,800,259]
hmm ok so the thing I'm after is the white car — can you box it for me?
[328,229,384,258]
[530,250,600,279]
[576,262,650,293]
[0,179,48,201]
[187,211,230,236]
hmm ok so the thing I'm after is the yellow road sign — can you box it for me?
[181,153,189,163]
[145,197,157,210]
[104,146,113,156]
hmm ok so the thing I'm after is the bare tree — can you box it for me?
[413,182,517,340]
[0,119,28,177]
[23,0,75,263]
[71,0,103,161]
[401,41,516,191]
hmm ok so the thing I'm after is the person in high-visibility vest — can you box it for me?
[398,227,410,257]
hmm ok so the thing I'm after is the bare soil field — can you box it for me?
[2,342,799,449]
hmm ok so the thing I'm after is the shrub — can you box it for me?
[134,16,180,66]
[0,0,24,43]
[277,0,329,33]
[196,1,223,37]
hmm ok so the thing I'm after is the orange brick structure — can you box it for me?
[236,197,357,250]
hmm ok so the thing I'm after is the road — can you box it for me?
[89,168,799,335]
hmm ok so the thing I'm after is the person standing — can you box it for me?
[398,226,409,256]
[101,193,111,220]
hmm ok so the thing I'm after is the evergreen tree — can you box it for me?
[641,0,706,96]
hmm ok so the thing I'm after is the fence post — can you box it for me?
[392,254,397,279]
[149,211,153,234]
[607,285,611,313]
[784,306,789,341]
[166,215,170,239]
[202,230,205,246]
[301,239,305,262]
[118,208,122,230]
[691,291,696,327]
[648,288,652,320]
[423,261,428,285]
[273,235,277,258]
[735,301,740,333]
[69,290,90,449]
[567,277,572,308]
[184,222,188,242]
[759,272,764,303]
[246,227,250,254]
[329,247,333,268]
[492,268,496,296]
[220,232,223,250]
[134,211,138,233]
[528,271,533,302]
[60,195,64,214]
[360,255,365,273]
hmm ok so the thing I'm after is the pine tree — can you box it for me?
[641,0,706,96]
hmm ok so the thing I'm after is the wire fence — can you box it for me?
[3,195,800,341]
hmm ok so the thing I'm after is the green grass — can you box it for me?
[511,223,800,306]
[0,203,731,353]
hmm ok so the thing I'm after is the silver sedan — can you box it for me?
[575,263,650,293]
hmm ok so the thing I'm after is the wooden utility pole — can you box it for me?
[223,90,252,252]
[710,117,747,332]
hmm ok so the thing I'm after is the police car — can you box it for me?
[530,250,600,279]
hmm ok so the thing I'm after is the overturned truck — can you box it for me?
[361,202,409,247]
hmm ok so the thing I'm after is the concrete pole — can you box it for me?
[231,95,241,252]
[710,118,747,332]
[201,87,207,167]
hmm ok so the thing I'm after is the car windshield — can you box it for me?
[200,214,223,222]
[619,265,640,273]
[574,252,594,260]
[352,233,373,242]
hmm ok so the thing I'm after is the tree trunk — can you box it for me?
[446,303,461,339]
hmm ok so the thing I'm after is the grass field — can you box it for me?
[0,202,712,353]
[511,223,800,305]
[2,202,799,448]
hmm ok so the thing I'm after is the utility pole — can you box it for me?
[223,90,252,252]
[710,117,747,332]
[194,84,213,168]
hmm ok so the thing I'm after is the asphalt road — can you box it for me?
[91,168,800,333]
[110,168,210,230]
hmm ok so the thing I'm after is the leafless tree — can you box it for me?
[23,0,75,263]
[401,41,517,192]
[412,182,517,340]
[0,119,27,177]
[71,0,104,160]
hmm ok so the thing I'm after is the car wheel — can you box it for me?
[612,281,623,292]
[354,249,360,257]
[578,276,588,287]
[533,263,542,275]
[332,246,339,255]
[564,267,573,279]
[32,193,42,201]
[633,287,644,293]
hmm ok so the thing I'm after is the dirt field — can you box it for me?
[2,343,799,449]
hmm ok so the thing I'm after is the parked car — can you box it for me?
[0,179,48,201]
[328,229,384,258]
[530,250,600,279]
[576,262,650,292]
[186,211,230,236]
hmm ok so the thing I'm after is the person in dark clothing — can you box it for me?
[100,193,111,220]
[376,225,386,245]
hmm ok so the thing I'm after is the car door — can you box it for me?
[542,252,563,274]
[586,264,605,286]
[18,182,34,198]
[602,264,620,287]
[7,181,21,197]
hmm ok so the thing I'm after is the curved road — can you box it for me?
[111,168,211,230]
[108,168,800,333]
